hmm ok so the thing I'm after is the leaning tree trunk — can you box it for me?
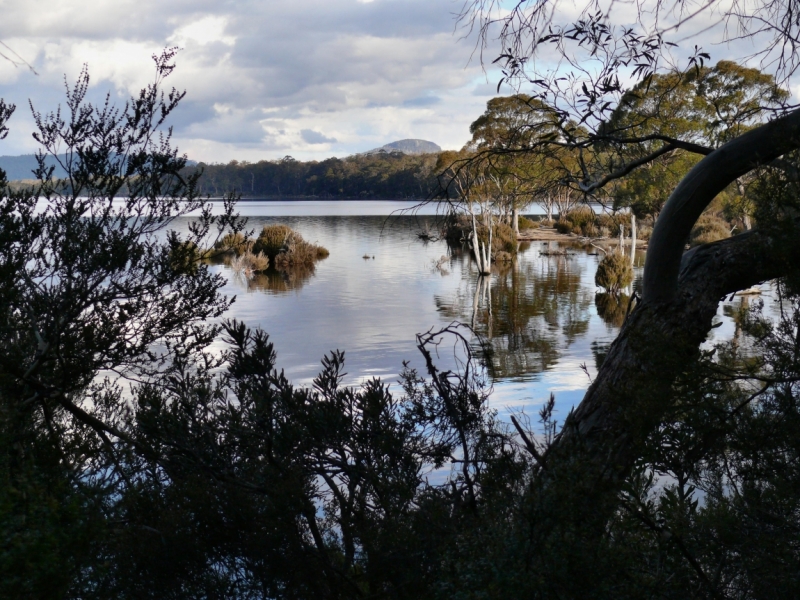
[522,107,800,571]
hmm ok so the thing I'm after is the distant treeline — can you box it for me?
[184,151,442,199]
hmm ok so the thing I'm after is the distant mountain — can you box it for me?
[365,139,441,155]
[0,154,69,181]
[0,154,198,181]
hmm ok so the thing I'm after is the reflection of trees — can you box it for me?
[435,249,593,379]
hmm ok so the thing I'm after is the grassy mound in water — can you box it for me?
[252,224,329,267]
[595,251,633,294]
[230,251,269,276]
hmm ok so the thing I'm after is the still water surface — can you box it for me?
[180,200,764,424]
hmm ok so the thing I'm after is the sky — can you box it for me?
[0,0,506,163]
[0,0,795,165]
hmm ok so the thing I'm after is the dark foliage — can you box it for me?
[185,151,440,199]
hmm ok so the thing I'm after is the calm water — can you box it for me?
[175,200,768,424]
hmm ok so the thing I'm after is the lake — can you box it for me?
[178,199,768,428]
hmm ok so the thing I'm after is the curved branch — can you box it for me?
[644,106,800,302]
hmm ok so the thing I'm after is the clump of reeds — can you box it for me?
[595,251,633,293]
[252,224,329,267]
[230,251,269,276]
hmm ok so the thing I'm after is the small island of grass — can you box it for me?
[209,224,329,277]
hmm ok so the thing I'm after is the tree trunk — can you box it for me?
[523,106,800,564]
[630,212,637,267]
[512,206,519,237]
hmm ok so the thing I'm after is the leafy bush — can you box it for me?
[518,215,538,229]
[445,216,519,255]
[595,251,633,293]
[555,219,573,234]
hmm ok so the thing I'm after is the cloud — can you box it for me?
[403,96,441,107]
[0,0,504,161]
[300,129,337,144]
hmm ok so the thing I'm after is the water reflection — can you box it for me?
[245,265,318,294]
[435,246,594,381]
[595,293,630,328]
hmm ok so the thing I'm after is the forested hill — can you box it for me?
[185,151,442,199]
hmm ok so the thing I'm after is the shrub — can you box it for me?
[595,251,633,293]
[689,213,731,247]
[212,231,252,256]
[555,220,573,234]
[518,215,537,229]
[596,213,630,237]
[563,206,595,230]
[637,224,653,242]
[252,224,295,259]
[491,222,518,254]
[446,217,519,255]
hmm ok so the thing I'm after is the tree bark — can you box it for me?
[512,206,519,236]
[524,108,800,561]
[644,107,800,303]
[525,229,800,559]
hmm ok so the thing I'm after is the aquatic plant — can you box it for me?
[212,231,253,256]
[595,251,633,293]
[230,250,269,275]
[252,224,329,267]
[252,224,295,259]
